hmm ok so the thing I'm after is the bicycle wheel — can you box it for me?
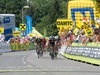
[38,47,43,58]
[49,46,55,60]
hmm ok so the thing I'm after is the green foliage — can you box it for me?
[96,0,100,3]
[30,0,66,36]
[46,22,58,36]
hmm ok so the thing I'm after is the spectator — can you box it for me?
[0,33,5,43]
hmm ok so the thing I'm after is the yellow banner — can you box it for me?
[13,31,20,36]
[57,19,73,27]
[57,19,73,33]
[0,27,4,33]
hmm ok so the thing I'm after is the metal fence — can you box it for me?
[0,43,11,53]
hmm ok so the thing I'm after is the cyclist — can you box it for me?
[48,36,56,59]
[42,37,46,52]
[54,36,60,58]
[34,37,43,56]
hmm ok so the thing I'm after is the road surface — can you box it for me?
[0,50,100,75]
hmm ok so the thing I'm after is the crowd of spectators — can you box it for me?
[0,34,32,44]
[9,36,31,44]
[60,27,100,46]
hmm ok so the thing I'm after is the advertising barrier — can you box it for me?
[65,46,100,59]
[10,43,35,51]
[60,44,100,65]
[0,42,35,54]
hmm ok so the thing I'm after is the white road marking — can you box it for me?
[22,59,24,62]
[23,62,26,64]
[22,54,34,68]
[27,65,32,68]
[35,66,80,69]
[0,66,28,69]
[0,68,73,72]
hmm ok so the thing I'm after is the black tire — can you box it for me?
[55,52,58,59]
[37,49,43,58]
[51,55,54,60]
[40,50,43,57]
[37,50,40,58]
[50,52,54,60]
[38,55,39,58]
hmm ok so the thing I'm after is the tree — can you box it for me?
[30,0,66,36]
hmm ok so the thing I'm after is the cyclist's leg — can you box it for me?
[49,45,52,55]
[42,44,44,52]
[50,45,55,59]
[36,44,38,53]
[43,43,47,53]
[38,44,43,56]
[53,44,58,59]
[41,45,43,54]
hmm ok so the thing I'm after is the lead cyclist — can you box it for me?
[49,36,58,60]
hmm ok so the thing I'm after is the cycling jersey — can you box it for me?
[49,38,55,47]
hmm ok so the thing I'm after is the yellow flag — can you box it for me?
[73,28,79,35]
[0,27,4,33]
[84,28,93,36]
[76,21,82,29]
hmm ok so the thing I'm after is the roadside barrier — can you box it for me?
[10,43,35,51]
[65,46,100,59]
[0,43,11,53]
[0,42,35,54]
[60,42,100,65]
